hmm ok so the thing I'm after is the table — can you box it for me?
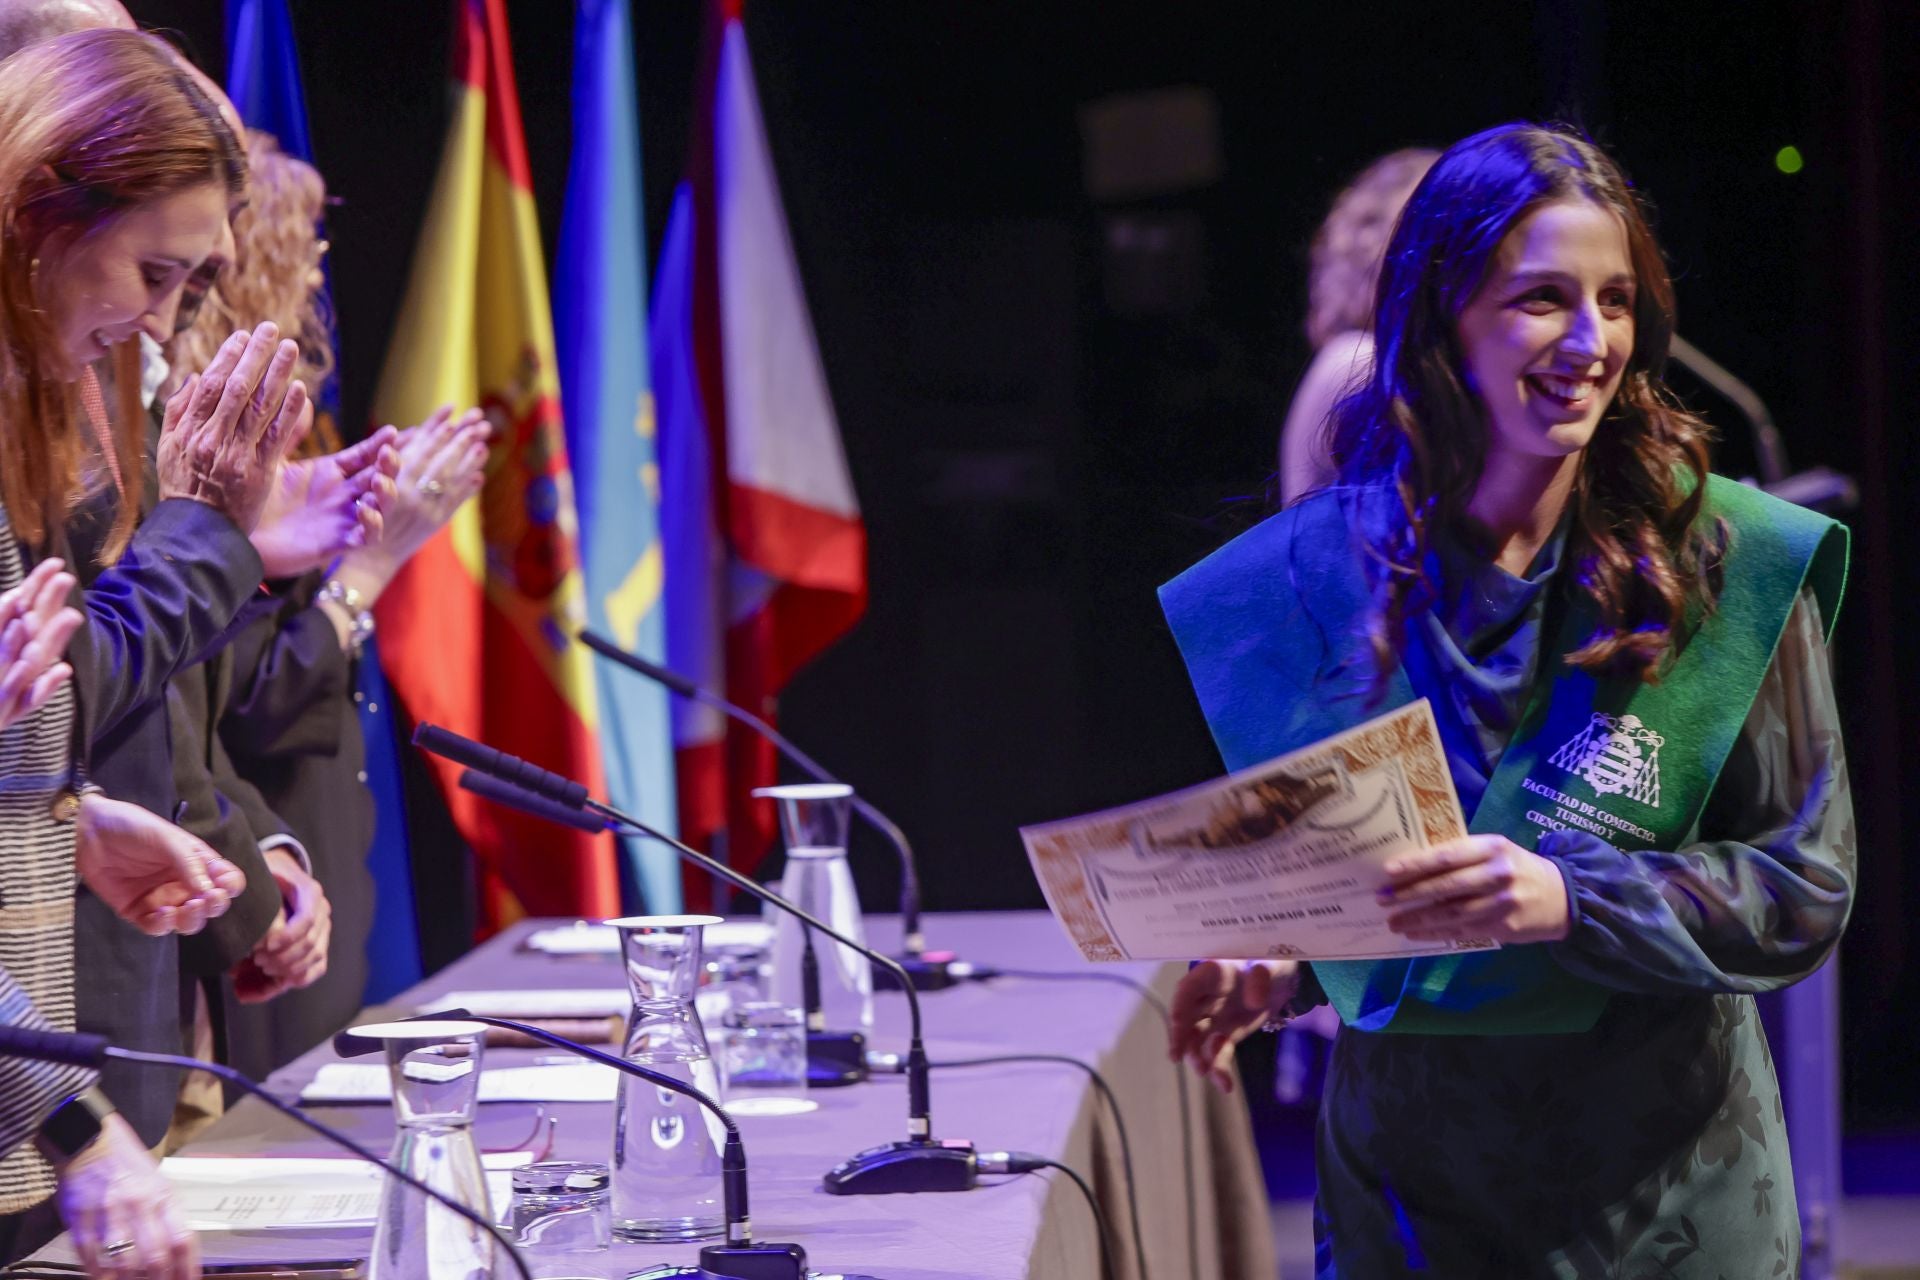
[37,911,1277,1280]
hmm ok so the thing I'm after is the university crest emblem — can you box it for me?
[1548,713,1663,807]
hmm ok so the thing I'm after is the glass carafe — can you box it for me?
[757,783,873,1032]
[607,914,727,1243]
[360,1019,500,1280]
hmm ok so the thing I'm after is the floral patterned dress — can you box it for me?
[1307,530,1853,1279]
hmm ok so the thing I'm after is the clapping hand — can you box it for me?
[368,405,490,569]
[0,558,82,732]
[248,418,402,578]
[1167,958,1300,1094]
[156,322,309,535]
[75,794,245,937]
[323,407,490,616]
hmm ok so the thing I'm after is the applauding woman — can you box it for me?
[0,27,322,1277]
[165,127,487,1070]
[1163,124,1851,1275]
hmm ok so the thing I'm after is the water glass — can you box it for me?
[720,1002,806,1092]
[701,943,771,1026]
[507,1161,611,1278]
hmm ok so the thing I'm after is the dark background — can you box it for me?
[128,1,1918,1131]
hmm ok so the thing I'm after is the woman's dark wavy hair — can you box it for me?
[1324,121,1723,686]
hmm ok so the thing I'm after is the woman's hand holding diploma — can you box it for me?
[1378,834,1573,944]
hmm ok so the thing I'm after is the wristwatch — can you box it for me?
[36,1087,115,1161]
[317,579,376,656]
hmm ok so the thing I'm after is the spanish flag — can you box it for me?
[370,0,618,924]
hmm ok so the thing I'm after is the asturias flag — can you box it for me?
[371,0,618,923]
[651,0,867,901]
[556,0,680,914]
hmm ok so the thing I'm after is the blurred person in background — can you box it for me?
[1277,148,1436,503]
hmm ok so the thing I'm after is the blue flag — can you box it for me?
[224,0,311,161]
[556,0,682,911]
[225,0,423,998]
[349,637,423,1002]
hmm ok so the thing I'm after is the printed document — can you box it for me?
[1022,700,1495,962]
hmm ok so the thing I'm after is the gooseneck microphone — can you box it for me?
[0,1026,534,1280]
[336,1012,806,1280]
[413,722,588,807]
[415,723,978,1195]
[577,630,956,990]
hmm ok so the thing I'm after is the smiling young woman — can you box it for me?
[1163,124,1852,1275]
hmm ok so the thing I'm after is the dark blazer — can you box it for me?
[217,579,374,1079]
[51,496,267,763]
[172,658,286,979]
[56,458,281,1146]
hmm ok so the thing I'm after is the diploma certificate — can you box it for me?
[1022,699,1495,962]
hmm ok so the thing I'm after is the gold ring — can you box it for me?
[418,478,446,496]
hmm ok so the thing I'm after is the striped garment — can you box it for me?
[0,508,87,1212]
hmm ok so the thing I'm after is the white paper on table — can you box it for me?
[301,1061,620,1104]
[160,1158,521,1229]
[423,988,630,1018]
[522,920,772,955]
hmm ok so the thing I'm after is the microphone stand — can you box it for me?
[799,927,868,1087]
[1670,333,1858,514]
[337,1014,806,1280]
[415,727,978,1195]
[578,630,958,991]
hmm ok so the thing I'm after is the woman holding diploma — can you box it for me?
[1161,122,1852,1276]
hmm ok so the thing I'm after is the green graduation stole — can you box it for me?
[1159,476,1847,1035]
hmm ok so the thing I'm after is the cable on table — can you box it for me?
[980,967,1197,1280]
[980,1153,1113,1280]
[932,1054,1147,1280]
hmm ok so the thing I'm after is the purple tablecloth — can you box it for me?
[37,911,1276,1279]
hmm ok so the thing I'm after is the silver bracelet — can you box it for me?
[317,579,375,655]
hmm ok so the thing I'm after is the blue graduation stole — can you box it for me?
[1159,476,1847,1035]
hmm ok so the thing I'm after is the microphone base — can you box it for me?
[698,1241,808,1280]
[807,1028,869,1088]
[871,952,962,993]
[823,1138,979,1195]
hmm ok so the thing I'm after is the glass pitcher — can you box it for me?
[756,783,873,1032]
[358,1018,500,1280]
[607,914,728,1243]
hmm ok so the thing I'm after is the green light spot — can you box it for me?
[1775,145,1804,175]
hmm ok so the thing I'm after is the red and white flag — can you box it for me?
[650,0,866,901]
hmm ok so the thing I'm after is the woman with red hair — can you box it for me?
[0,27,329,1277]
